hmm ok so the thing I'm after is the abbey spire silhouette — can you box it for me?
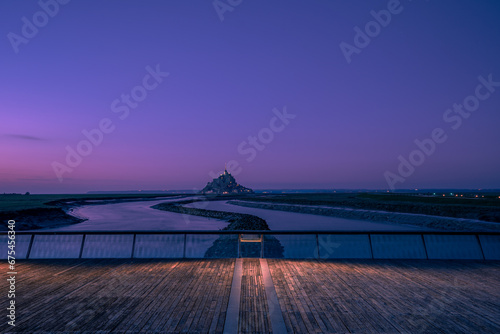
[200,165,253,195]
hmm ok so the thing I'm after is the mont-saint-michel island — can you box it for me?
[200,166,253,195]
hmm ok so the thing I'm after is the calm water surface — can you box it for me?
[47,197,432,231]
[47,198,226,231]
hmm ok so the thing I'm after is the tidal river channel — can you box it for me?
[47,198,428,232]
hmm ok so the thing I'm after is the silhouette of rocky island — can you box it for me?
[200,166,253,195]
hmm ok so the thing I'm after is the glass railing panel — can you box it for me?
[2,232,497,260]
[264,234,316,259]
[186,234,238,258]
[479,235,500,260]
[0,234,32,259]
[424,234,483,260]
[134,234,184,258]
[371,234,427,259]
[82,234,134,258]
[29,234,83,259]
[318,234,372,259]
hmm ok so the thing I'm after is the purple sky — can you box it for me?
[1,0,500,193]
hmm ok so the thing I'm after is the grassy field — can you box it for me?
[247,192,500,206]
[359,193,500,206]
[0,193,177,212]
[240,192,500,223]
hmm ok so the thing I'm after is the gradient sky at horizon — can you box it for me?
[1,0,500,194]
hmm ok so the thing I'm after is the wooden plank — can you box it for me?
[260,259,287,334]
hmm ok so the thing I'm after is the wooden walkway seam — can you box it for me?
[260,258,287,334]
[224,258,242,333]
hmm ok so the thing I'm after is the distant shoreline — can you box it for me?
[227,200,500,232]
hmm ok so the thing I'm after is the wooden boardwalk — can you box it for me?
[1,259,234,333]
[268,260,500,334]
[1,259,499,333]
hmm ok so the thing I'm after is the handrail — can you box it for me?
[11,230,500,235]
[2,230,499,260]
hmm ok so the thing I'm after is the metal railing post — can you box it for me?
[368,234,374,259]
[79,234,86,259]
[131,234,137,259]
[476,234,486,260]
[421,234,429,260]
[183,234,187,258]
[26,234,35,259]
